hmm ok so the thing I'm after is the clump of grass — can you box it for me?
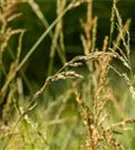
[0,0,135,150]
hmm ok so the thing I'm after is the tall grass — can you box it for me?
[0,0,135,150]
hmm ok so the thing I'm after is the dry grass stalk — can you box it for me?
[86,0,93,51]
[94,37,110,121]
[80,0,95,73]
[74,90,96,150]
[106,117,135,132]
[47,0,67,76]
[32,70,83,102]
[0,29,25,106]
[0,0,26,121]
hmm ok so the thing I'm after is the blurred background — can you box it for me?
[8,0,135,90]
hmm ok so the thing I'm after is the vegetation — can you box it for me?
[0,0,135,149]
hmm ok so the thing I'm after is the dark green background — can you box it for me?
[8,1,135,86]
